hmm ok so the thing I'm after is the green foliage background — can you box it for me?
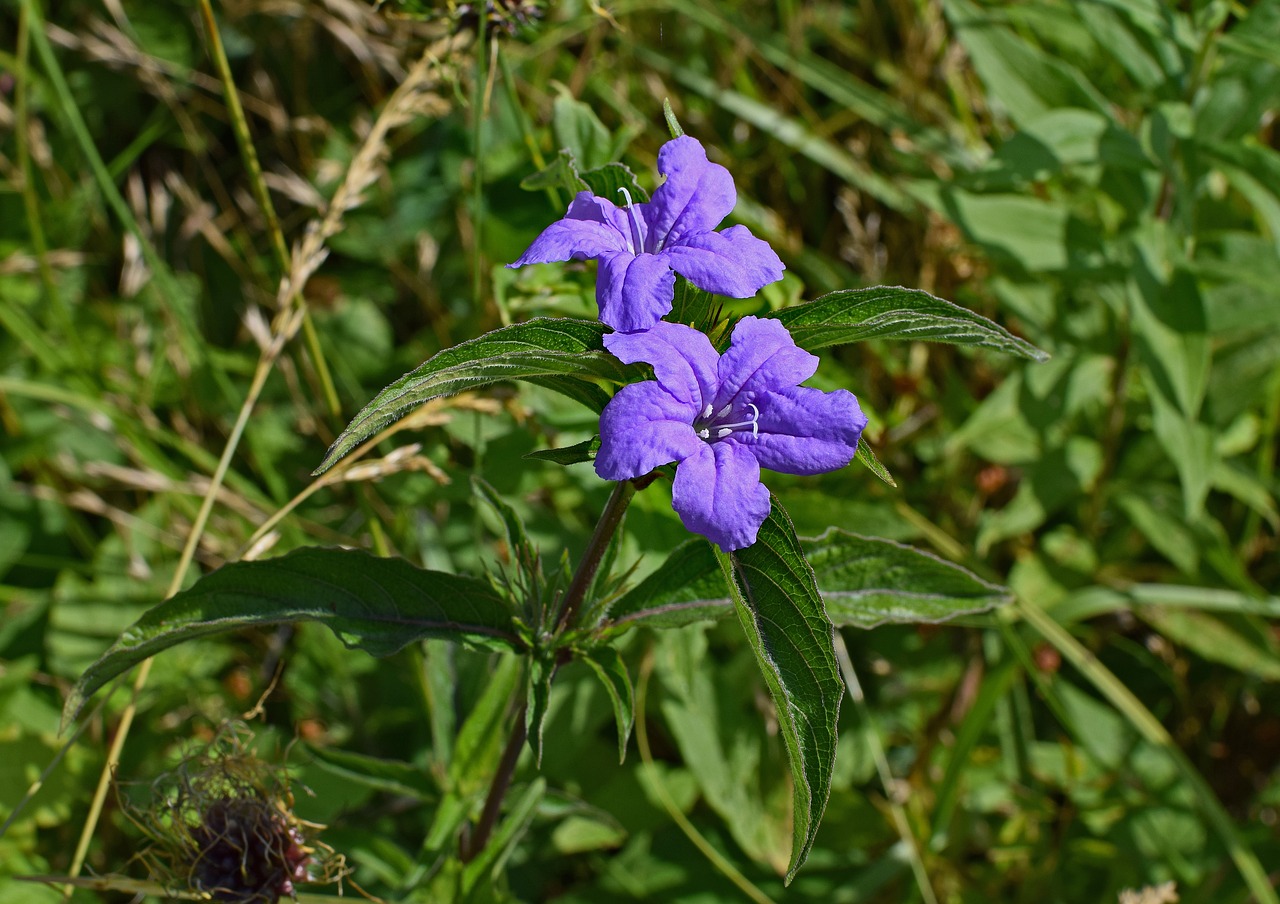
[1,0,1278,901]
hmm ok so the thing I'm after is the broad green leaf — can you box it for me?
[716,500,842,883]
[607,539,729,629]
[523,436,599,466]
[303,744,439,801]
[611,530,1010,632]
[918,187,1072,272]
[803,530,1011,628]
[945,0,1112,128]
[317,319,630,473]
[1139,608,1280,681]
[521,148,591,196]
[770,286,1048,361]
[553,88,614,170]
[523,148,648,205]
[579,646,634,764]
[578,163,648,205]
[63,548,519,727]
[655,627,792,874]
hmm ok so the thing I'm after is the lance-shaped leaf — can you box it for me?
[770,286,1049,361]
[714,500,842,884]
[611,531,1010,632]
[317,319,633,474]
[804,530,1012,628]
[64,548,519,728]
[579,645,635,764]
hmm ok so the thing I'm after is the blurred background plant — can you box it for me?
[1,0,1277,901]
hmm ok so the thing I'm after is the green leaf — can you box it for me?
[715,499,842,884]
[802,531,1012,628]
[553,88,614,170]
[523,436,599,466]
[525,650,554,767]
[521,148,590,196]
[578,162,648,205]
[944,0,1112,128]
[855,441,897,487]
[63,548,519,728]
[1138,608,1280,681]
[522,148,648,205]
[316,319,630,474]
[770,286,1048,361]
[579,646,634,764]
[607,539,730,629]
[611,530,1010,633]
[303,744,439,801]
[662,97,684,138]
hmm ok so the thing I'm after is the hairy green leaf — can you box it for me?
[580,646,635,764]
[803,530,1011,628]
[317,319,631,474]
[64,548,519,728]
[523,436,599,466]
[770,286,1048,361]
[716,500,842,883]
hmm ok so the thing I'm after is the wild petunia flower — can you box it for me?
[508,136,785,332]
[595,316,867,551]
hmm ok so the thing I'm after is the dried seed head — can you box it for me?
[123,723,347,904]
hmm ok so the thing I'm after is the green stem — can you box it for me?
[459,701,528,862]
[556,480,636,631]
[462,477,640,861]
[14,5,73,352]
[197,0,341,418]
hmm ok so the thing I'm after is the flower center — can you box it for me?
[694,402,760,442]
[616,187,647,255]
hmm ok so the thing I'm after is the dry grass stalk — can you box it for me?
[1118,881,1179,904]
[279,33,466,308]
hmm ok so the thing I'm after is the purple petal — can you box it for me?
[595,382,702,481]
[596,252,676,332]
[661,225,785,298]
[714,316,818,406]
[604,321,719,409]
[643,136,737,252]
[508,192,630,267]
[746,386,867,475]
[671,442,772,552]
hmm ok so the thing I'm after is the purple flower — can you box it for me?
[508,136,785,332]
[595,316,867,551]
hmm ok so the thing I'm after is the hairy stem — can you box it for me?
[460,701,528,862]
[556,480,637,632]
[463,477,644,861]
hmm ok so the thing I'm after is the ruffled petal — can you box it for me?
[604,321,719,410]
[746,385,867,475]
[671,442,772,552]
[508,191,630,267]
[714,316,818,407]
[661,225,785,298]
[643,136,737,252]
[596,252,676,333]
[595,382,702,481]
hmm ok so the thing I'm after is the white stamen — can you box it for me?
[702,403,714,419]
[716,403,760,437]
[716,427,733,439]
[616,187,646,255]
[697,428,711,440]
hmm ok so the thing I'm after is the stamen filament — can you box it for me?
[716,403,760,437]
[616,187,646,256]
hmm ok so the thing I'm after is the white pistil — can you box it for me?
[616,187,646,256]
